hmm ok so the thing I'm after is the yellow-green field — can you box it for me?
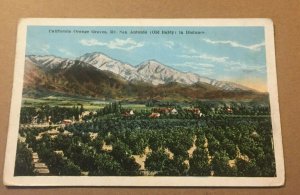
[22,96,148,111]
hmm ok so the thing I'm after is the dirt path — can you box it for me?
[187,135,197,158]
[28,148,50,175]
[236,146,249,162]
[132,146,151,171]
[102,142,113,151]
[204,137,212,164]
[184,135,197,167]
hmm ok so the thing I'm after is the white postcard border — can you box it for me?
[3,18,285,187]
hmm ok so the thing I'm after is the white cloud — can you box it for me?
[179,53,229,63]
[108,38,144,50]
[58,48,75,57]
[227,64,266,73]
[174,61,215,69]
[79,38,144,51]
[176,43,266,75]
[80,39,106,46]
[164,41,175,49]
[180,44,198,54]
[196,68,214,75]
[179,44,229,63]
[203,38,265,51]
[198,63,215,68]
[172,62,215,76]
[241,66,265,73]
[26,43,50,55]
[199,54,229,63]
[41,44,50,54]
[179,52,265,74]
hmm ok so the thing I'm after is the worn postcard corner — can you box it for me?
[4,18,284,187]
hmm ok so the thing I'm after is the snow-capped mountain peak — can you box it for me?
[25,52,254,91]
[77,52,113,67]
[77,52,140,81]
[27,55,65,64]
[26,55,67,70]
[136,60,215,86]
[137,60,169,72]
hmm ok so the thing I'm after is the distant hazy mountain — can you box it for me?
[23,53,262,100]
[75,52,253,91]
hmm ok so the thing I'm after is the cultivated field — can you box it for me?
[15,97,276,177]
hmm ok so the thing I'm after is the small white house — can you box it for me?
[129,110,134,115]
[171,108,178,115]
[54,150,64,157]
[149,112,160,118]
[123,110,135,117]
[227,108,233,113]
[81,111,91,117]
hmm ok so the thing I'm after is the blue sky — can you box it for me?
[26,26,267,91]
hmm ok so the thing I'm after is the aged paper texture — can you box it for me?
[3,18,284,186]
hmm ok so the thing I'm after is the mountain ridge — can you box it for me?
[23,56,265,100]
[26,52,255,92]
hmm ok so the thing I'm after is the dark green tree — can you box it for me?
[157,156,188,176]
[189,148,211,176]
[110,141,141,175]
[236,158,261,177]
[90,153,122,176]
[61,159,81,176]
[145,149,169,173]
[14,142,34,176]
[211,151,237,176]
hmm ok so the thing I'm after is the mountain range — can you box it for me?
[23,52,265,101]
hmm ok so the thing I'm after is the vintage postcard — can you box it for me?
[3,18,284,186]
